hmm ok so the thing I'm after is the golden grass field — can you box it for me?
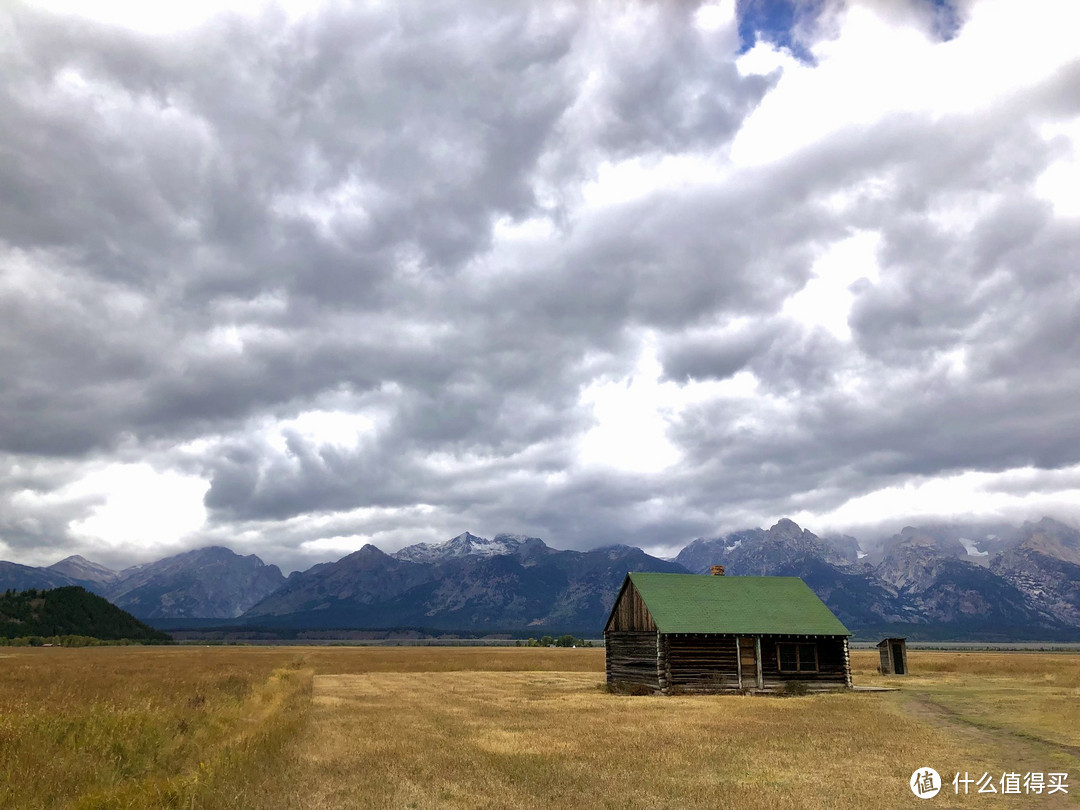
[0,646,1076,809]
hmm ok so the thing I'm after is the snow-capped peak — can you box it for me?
[393,532,532,563]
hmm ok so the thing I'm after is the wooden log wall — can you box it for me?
[664,634,740,693]
[605,631,660,691]
[607,632,852,695]
[663,634,850,694]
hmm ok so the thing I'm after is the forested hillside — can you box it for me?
[0,587,170,642]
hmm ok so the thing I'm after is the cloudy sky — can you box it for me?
[2,0,1078,573]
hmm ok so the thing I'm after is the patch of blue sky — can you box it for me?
[736,0,962,63]
[736,0,822,62]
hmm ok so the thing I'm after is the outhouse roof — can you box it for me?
[622,572,851,636]
[876,637,906,647]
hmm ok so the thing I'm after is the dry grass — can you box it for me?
[291,660,1077,810]
[853,649,1080,756]
[296,645,604,676]
[0,647,312,809]
[1,646,1076,809]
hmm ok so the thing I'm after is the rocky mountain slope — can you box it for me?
[875,529,1058,633]
[989,518,1080,627]
[103,547,286,619]
[1,548,285,620]
[242,536,684,633]
[0,561,84,593]
[47,555,120,591]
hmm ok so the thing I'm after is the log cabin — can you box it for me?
[604,570,852,694]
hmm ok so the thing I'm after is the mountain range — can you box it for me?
[3,518,1078,640]
[240,534,684,633]
[2,547,285,620]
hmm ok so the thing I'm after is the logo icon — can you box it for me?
[911,768,941,799]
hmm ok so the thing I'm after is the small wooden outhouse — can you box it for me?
[877,637,908,675]
[604,571,852,694]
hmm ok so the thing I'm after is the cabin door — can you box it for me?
[738,637,760,689]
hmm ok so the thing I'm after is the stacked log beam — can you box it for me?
[666,634,740,692]
[605,631,660,690]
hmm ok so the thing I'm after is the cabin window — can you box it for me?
[777,642,818,673]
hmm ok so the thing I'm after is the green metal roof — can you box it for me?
[627,573,850,636]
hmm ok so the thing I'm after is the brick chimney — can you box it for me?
[710,565,725,576]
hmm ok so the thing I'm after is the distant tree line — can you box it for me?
[516,634,593,647]
[0,634,150,647]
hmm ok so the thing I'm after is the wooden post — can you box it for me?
[843,637,852,688]
[657,631,668,694]
[735,636,743,689]
[754,636,763,689]
[663,635,672,692]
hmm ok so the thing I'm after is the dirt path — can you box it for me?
[904,692,1080,760]
[889,690,1079,807]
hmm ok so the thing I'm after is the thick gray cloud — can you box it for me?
[1,0,1078,572]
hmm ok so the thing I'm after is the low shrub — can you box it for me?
[781,680,809,696]
[604,680,655,696]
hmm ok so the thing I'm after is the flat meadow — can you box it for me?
[0,646,1076,809]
